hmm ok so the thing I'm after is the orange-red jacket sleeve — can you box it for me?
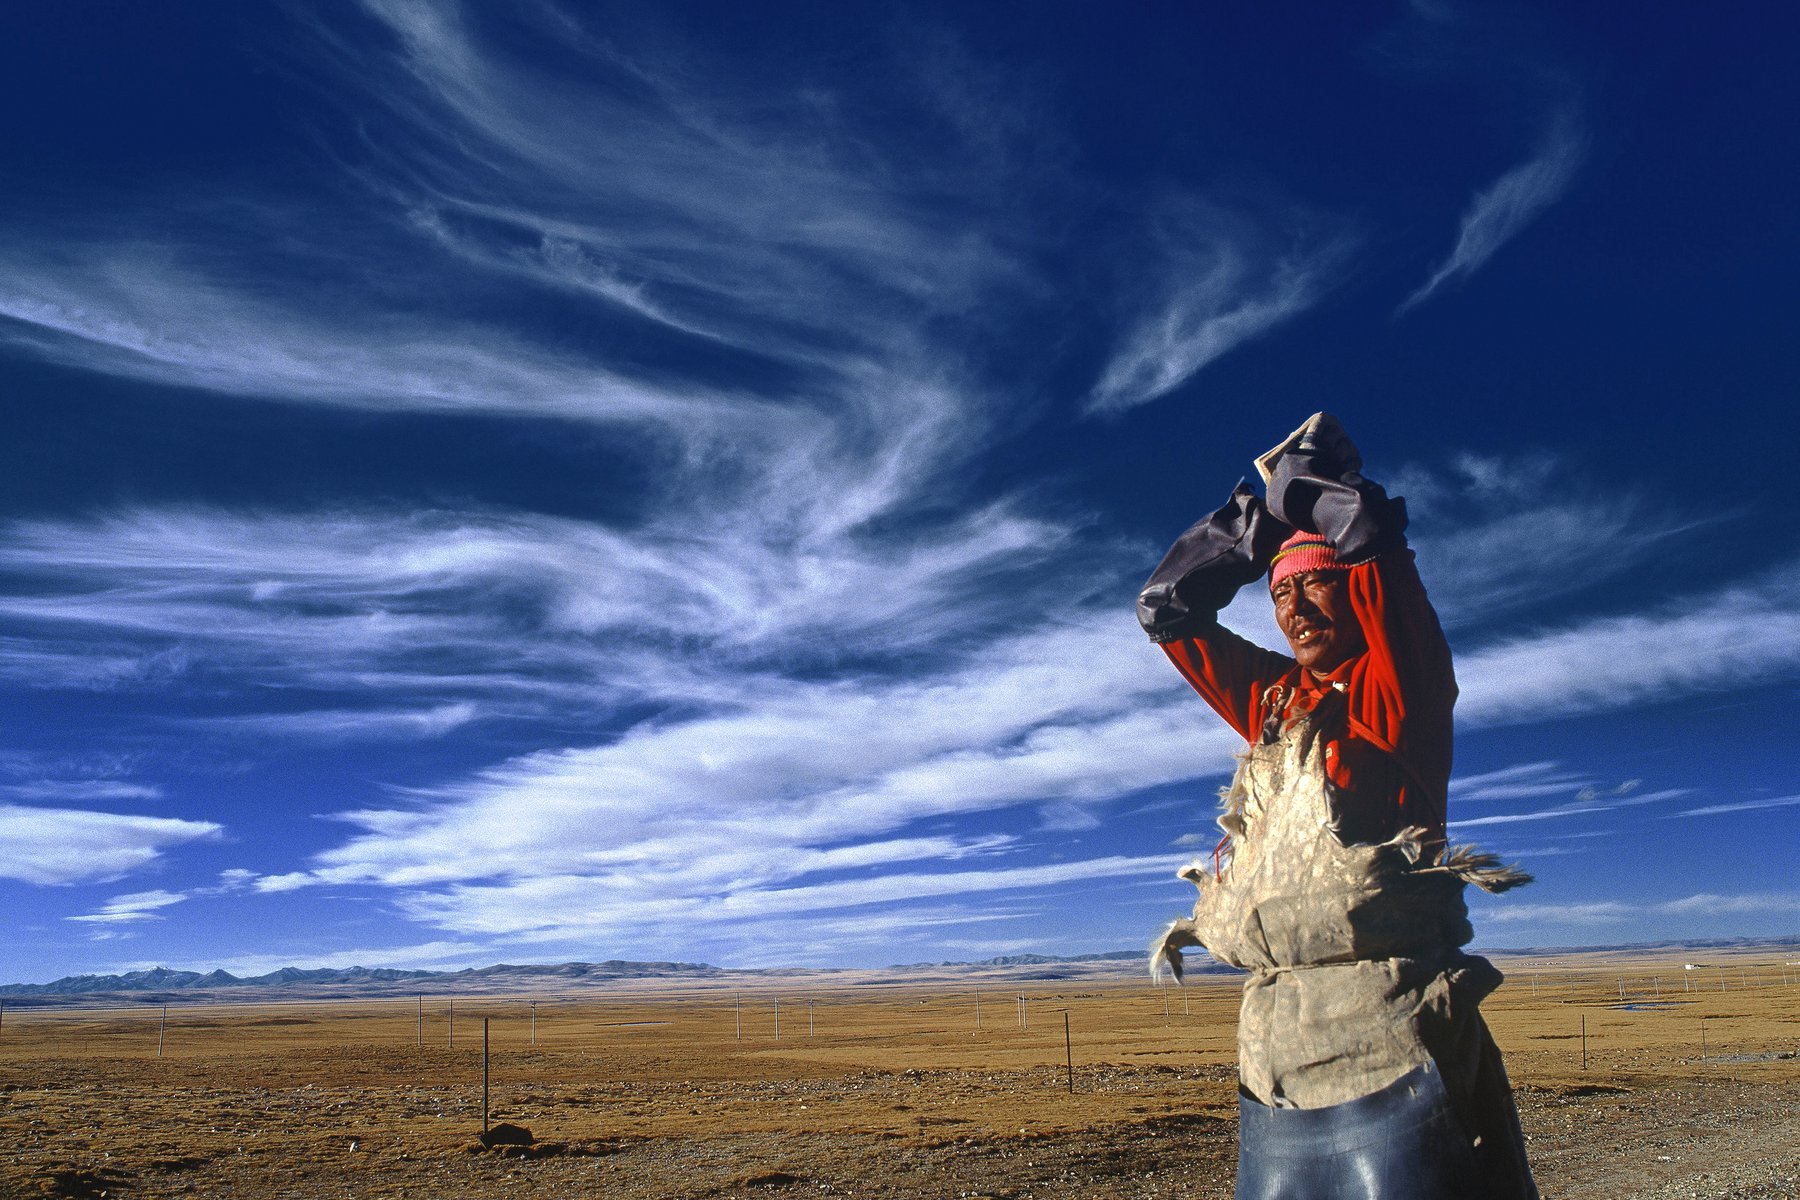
[1344,548,1457,837]
[1160,623,1295,745]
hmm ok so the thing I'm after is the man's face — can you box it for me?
[1271,569,1367,675]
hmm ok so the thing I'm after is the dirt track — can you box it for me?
[2,950,1796,1199]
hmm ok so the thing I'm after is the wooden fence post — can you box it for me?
[1064,1012,1074,1094]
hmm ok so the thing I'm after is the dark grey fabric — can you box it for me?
[1136,481,1289,642]
[1235,1061,1478,1200]
[1262,414,1407,564]
[1135,414,1412,644]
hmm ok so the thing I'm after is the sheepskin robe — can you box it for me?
[1155,691,1537,1198]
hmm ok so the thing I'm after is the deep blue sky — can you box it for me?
[1,1,1795,982]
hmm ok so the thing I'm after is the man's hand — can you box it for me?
[1255,412,1361,486]
[1259,412,1406,562]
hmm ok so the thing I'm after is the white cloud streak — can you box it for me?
[267,617,1239,931]
[0,248,733,429]
[396,856,1174,945]
[1665,795,1800,819]
[0,780,164,803]
[1453,568,1800,727]
[190,703,481,742]
[1087,200,1352,414]
[0,502,1075,710]
[0,5,1780,969]
[1450,788,1687,829]
[1477,892,1800,925]
[3,449,1796,950]
[1449,761,1588,803]
[1394,451,1706,630]
[1400,109,1584,313]
[66,889,188,924]
[0,806,221,886]
[0,0,1060,625]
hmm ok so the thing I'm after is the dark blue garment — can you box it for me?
[1236,1062,1479,1200]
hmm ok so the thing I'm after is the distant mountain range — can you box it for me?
[0,951,1153,1003]
[896,951,1144,968]
[6,937,1791,1004]
[1480,934,1798,957]
[0,959,727,1002]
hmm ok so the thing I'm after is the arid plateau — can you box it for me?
[2,945,1796,1199]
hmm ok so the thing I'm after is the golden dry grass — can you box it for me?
[1,948,1795,1199]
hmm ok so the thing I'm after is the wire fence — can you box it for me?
[0,976,1246,1065]
[0,961,1790,1077]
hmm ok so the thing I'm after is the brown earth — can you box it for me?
[1,947,1796,1199]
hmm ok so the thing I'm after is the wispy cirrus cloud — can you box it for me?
[395,856,1174,948]
[188,703,481,742]
[0,806,221,886]
[3,449,1796,945]
[1449,761,1589,803]
[1086,199,1353,415]
[1399,108,1584,313]
[63,870,259,939]
[1393,451,1707,629]
[1452,565,1800,727]
[0,247,740,430]
[66,889,188,924]
[1476,891,1800,925]
[0,501,1074,709]
[1665,794,1800,819]
[0,0,1054,598]
[1451,787,1687,829]
[0,2,1783,970]
[256,615,1239,911]
[1447,763,1645,808]
[0,780,164,803]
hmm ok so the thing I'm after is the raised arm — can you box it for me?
[1137,482,1295,742]
[1265,414,1457,831]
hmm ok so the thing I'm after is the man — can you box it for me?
[1139,414,1538,1200]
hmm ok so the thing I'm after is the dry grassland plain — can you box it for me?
[2,947,1796,1200]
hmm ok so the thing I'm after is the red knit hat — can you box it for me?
[1268,529,1346,589]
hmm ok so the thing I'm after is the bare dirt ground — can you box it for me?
[2,948,1795,1200]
